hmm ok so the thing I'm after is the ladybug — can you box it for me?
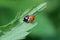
[23,15,34,22]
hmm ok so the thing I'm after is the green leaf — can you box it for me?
[0,0,46,40]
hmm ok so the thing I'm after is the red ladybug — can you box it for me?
[23,15,34,22]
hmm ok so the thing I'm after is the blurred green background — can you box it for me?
[0,0,60,40]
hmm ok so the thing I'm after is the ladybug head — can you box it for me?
[23,15,29,22]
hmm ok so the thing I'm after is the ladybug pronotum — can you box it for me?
[23,15,34,22]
